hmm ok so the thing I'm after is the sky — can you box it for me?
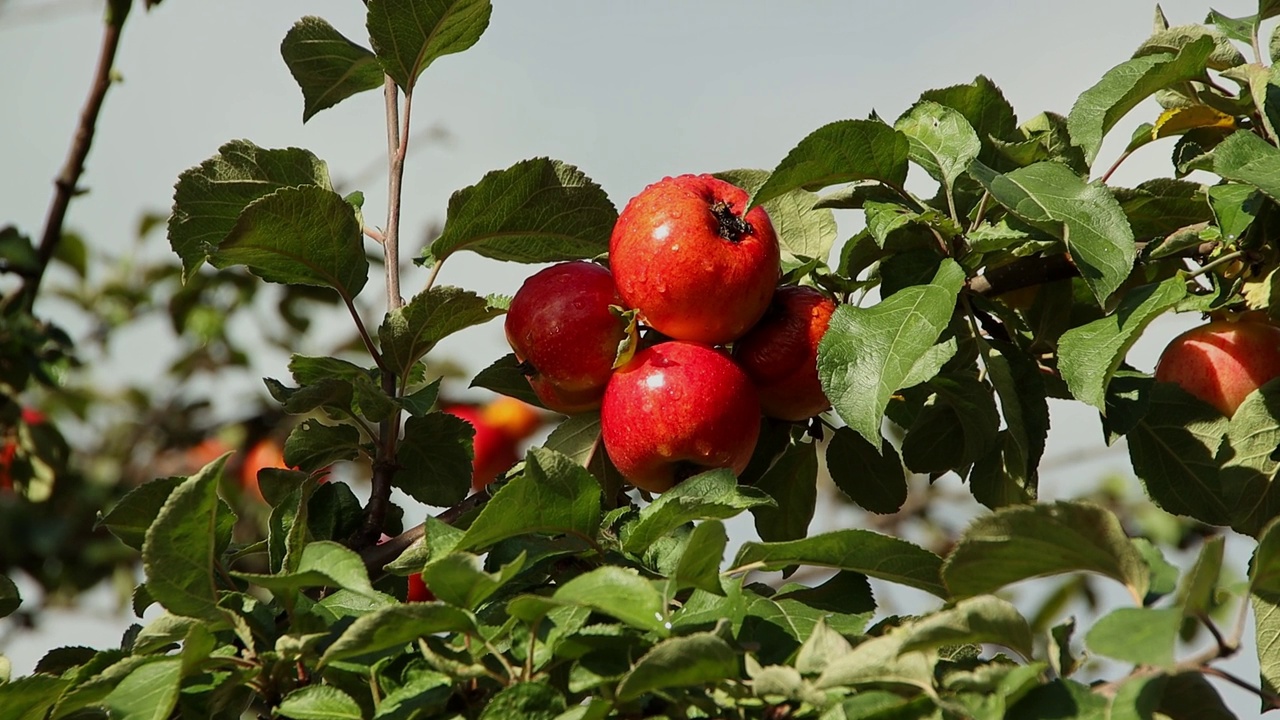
[0,0,1267,703]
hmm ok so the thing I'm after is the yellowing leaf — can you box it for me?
[1153,105,1235,139]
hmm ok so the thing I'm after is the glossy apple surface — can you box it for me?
[601,341,761,493]
[505,261,629,413]
[610,174,780,344]
[733,285,836,421]
[1154,316,1280,417]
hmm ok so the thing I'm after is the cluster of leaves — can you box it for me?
[10,0,1280,718]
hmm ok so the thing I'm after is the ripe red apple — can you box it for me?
[601,341,761,493]
[610,174,780,345]
[1154,315,1280,417]
[732,285,836,421]
[241,438,287,502]
[505,261,631,414]
[407,572,436,602]
[444,404,521,491]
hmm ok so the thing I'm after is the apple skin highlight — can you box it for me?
[601,341,760,493]
[1154,316,1280,417]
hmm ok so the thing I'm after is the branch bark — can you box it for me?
[18,8,129,311]
[361,490,492,579]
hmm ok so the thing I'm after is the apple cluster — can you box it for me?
[505,174,837,494]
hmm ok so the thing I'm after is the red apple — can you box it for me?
[444,404,520,491]
[241,438,287,502]
[601,341,761,493]
[407,572,436,602]
[505,261,631,413]
[480,396,544,441]
[610,174,780,345]
[1154,315,1280,417]
[733,286,836,421]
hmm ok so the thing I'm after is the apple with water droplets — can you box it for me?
[600,341,761,493]
[610,174,780,345]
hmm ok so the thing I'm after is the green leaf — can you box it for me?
[734,529,946,598]
[366,0,491,92]
[1128,383,1231,525]
[427,158,616,266]
[918,75,1019,169]
[280,17,384,122]
[459,447,601,551]
[396,411,474,508]
[898,595,1034,659]
[479,683,565,720]
[1134,24,1245,71]
[511,566,667,634]
[1208,183,1261,242]
[942,501,1150,602]
[672,519,728,595]
[1204,130,1280,203]
[142,456,232,622]
[750,119,911,209]
[379,286,504,380]
[1178,536,1224,616]
[168,140,331,280]
[283,420,361,473]
[1135,538,1180,600]
[714,168,838,263]
[98,476,184,551]
[621,469,773,554]
[974,340,1048,507]
[318,602,475,666]
[1114,178,1214,239]
[895,100,981,192]
[1058,277,1185,410]
[1085,607,1182,668]
[901,371,1000,474]
[233,541,378,600]
[470,353,546,407]
[0,574,18,619]
[826,427,906,514]
[101,657,182,720]
[970,160,1135,305]
[277,685,363,720]
[751,439,820,542]
[814,626,936,692]
[818,259,965,446]
[1156,672,1236,720]
[794,617,853,675]
[217,185,368,300]
[1067,37,1215,166]
[420,550,526,610]
[615,632,739,702]
[1254,584,1280,702]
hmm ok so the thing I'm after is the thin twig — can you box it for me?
[1201,666,1280,710]
[19,10,127,310]
[343,296,387,373]
[1098,148,1133,185]
[364,226,385,244]
[382,80,411,313]
[1185,249,1246,280]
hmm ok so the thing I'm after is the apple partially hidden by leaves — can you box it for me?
[610,174,780,345]
[407,572,435,602]
[505,261,633,414]
[733,285,836,421]
[1154,314,1280,417]
[601,341,761,493]
[444,404,521,491]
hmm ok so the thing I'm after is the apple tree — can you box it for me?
[5,1,1280,718]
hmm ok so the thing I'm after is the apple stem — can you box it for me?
[709,200,753,243]
[516,358,539,377]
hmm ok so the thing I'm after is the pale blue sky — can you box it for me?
[0,0,1263,699]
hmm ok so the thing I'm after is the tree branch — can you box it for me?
[18,8,128,311]
[361,490,492,578]
[966,236,1218,298]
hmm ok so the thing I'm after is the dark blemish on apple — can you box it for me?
[709,200,753,243]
